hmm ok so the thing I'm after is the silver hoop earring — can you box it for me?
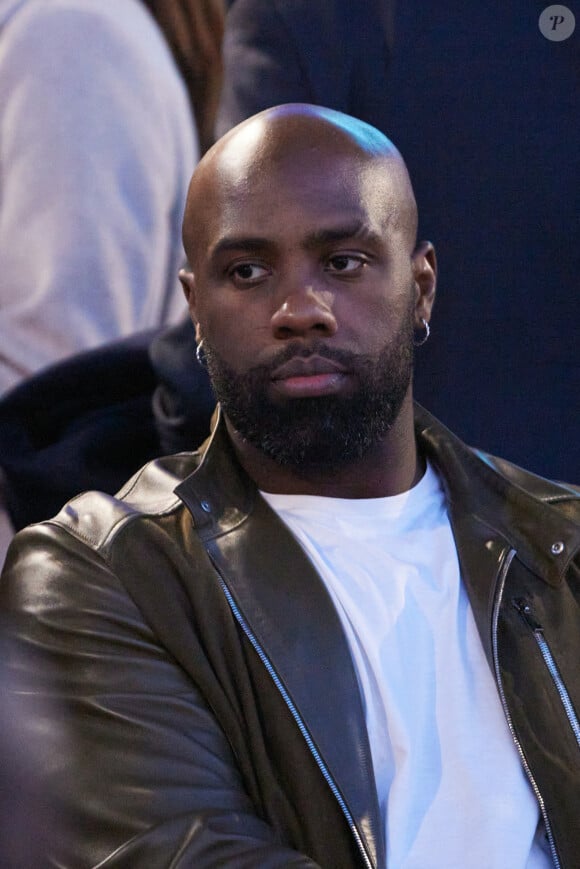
[413,318,430,347]
[195,339,207,368]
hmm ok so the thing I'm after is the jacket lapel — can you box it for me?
[176,418,383,868]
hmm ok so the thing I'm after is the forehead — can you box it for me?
[192,143,409,262]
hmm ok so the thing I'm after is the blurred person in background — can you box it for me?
[143,0,225,155]
[216,0,393,137]
[0,0,224,395]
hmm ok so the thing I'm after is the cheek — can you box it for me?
[201,305,239,346]
[340,280,414,349]
[199,298,270,370]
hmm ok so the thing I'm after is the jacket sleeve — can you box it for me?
[0,523,320,868]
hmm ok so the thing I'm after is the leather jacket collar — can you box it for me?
[179,402,580,588]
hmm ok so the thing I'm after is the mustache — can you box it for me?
[249,341,360,377]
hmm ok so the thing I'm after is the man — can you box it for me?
[2,105,579,868]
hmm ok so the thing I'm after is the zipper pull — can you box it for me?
[512,598,543,632]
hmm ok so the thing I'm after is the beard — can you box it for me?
[204,311,415,477]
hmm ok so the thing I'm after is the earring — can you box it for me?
[413,318,430,347]
[195,339,207,368]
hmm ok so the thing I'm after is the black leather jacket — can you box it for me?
[1,405,579,868]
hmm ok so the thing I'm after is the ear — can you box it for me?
[178,269,203,342]
[179,267,196,308]
[411,241,437,326]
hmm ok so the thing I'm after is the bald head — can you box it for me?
[182,103,418,265]
[178,103,437,491]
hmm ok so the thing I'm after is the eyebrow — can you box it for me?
[210,237,273,259]
[302,222,383,250]
[210,222,383,260]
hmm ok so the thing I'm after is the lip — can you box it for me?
[270,355,350,398]
[271,355,347,381]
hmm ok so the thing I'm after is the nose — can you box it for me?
[271,284,338,339]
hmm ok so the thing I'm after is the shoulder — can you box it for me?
[0,449,215,655]
[2,452,201,582]
[1,452,201,614]
[45,452,203,556]
[474,450,580,522]
[476,452,579,502]
[414,403,580,523]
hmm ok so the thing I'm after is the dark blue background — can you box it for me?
[384,2,578,479]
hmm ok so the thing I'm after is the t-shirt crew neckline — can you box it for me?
[260,460,439,526]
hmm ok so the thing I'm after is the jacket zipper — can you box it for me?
[216,574,374,869]
[491,549,561,869]
[513,597,580,747]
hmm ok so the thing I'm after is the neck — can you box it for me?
[224,397,424,499]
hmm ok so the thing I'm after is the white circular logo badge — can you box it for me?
[539,5,576,40]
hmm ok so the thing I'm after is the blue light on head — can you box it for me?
[266,103,395,159]
[313,106,395,156]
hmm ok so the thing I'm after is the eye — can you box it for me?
[228,262,271,286]
[325,254,367,275]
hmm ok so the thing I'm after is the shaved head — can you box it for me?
[178,103,436,492]
[182,103,418,267]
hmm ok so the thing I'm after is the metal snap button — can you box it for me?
[550,541,565,555]
[200,500,211,513]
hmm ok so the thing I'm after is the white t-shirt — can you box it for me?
[262,464,553,868]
